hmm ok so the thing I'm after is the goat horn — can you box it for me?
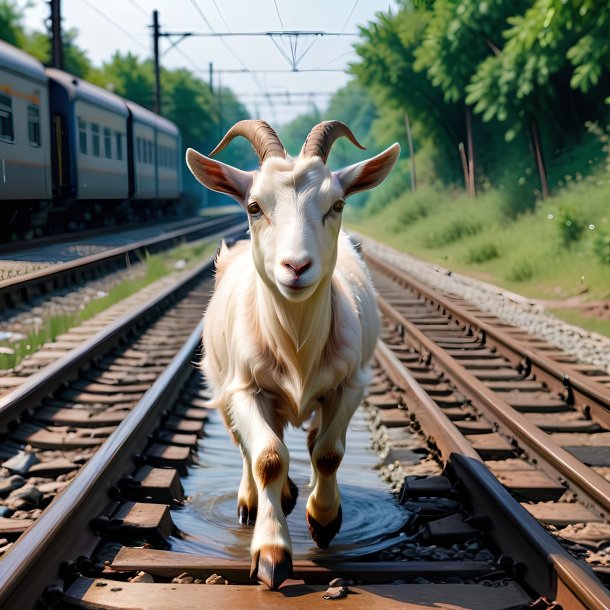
[208,120,286,163]
[300,120,365,164]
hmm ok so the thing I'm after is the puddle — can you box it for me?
[170,406,410,561]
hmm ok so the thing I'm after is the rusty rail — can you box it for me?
[367,252,610,428]
[0,320,205,609]
[377,294,610,519]
[376,340,610,609]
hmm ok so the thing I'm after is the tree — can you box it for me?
[92,52,154,108]
[352,7,465,184]
[0,0,24,47]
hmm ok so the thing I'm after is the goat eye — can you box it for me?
[247,202,261,215]
[332,200,345,213]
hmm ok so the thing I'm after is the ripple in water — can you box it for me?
[170,407,410,560]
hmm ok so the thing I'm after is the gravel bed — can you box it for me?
[358,234,610,373]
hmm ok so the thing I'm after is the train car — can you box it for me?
[125,101,157,200]
[0,40,185,239]
[0,40,52,202]
[156,115,181,200]
[46,68,130,202]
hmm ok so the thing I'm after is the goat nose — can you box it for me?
[282,260,312,278]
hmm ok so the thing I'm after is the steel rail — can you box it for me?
[367,252,610,427]
[0,213,243,305]
[0,319,206,609]
[375,340,610,609]
[0,221,248,432]
[377,294,610,520]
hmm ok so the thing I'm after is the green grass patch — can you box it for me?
[0,240,217,371]
[466,242,500,264]
[348,171,610,332]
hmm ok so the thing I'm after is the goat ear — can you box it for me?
[186,148,253,205]
[334,143,400,198]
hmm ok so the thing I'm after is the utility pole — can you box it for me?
[49,0,64,70]
[153,10,162,115]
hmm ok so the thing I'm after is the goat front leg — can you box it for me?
[306,385,362,548]
[230,390,293,590]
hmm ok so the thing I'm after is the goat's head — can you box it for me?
[186,120,399,302]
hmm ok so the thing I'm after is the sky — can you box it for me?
[21,0,397,125]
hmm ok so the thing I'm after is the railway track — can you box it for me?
[0,236,609,608]
[0,214,246,392]
[0,212,243,308]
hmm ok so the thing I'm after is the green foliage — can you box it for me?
[466,242,499,263]
[505,258,536,282]
[593,229,610,265]
[557,205,586,247]
[91,52,154,108]
[0,0,24,46]
[425,217,483,247]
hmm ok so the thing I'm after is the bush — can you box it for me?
[593,229,610,264]
[425,217,482,247]
[506,259,536,282]
[557,205,586,247]
[466,242,500,263]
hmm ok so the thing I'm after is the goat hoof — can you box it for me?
[306,505,342,549]
[237,503,257,526]
[281,476,299,516]
[250,545,293,590]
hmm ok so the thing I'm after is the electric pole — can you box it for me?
[49,0,64,70]
[153,10,162,115]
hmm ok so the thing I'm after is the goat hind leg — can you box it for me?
[306,387,362,548]
[237,446,257,525]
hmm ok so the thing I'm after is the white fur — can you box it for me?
[188,138,399,571]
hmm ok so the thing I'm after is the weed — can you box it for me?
[505,259,536,282]
[593,229,610,265]
[466,242,500,263]
[557,205,586,247]
[425,218,482,247]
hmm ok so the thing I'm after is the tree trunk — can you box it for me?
[403,112,417,192]
[465,106,476,197]
[458,142,469,194]
[530,118,550,199]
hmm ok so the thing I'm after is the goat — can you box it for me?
[186,120,399,590]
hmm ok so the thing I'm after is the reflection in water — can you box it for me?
[170,406,410,560]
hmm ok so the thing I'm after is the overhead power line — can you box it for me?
[81,0,147,50]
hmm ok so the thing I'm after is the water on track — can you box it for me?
[170,405,410,561]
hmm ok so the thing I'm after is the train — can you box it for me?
[0,40,183,241]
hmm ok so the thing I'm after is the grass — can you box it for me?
[0,239,217,371]
[347,171,610,338]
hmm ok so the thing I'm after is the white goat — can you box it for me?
[186,120,399,590]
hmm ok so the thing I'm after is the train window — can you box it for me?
[115,131,123,160]
[136,137,142,162]
[27,105,41,147]
[104,127,112,159]
[0,94,14,143]
[148,140,153,165]
[78,117,87,154]
[91,123,100,157]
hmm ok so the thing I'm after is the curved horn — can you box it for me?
[208,119,286,163]
[300,120,365,164]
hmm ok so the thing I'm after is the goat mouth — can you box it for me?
[279,280,313,293]
[283,282,309,291]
